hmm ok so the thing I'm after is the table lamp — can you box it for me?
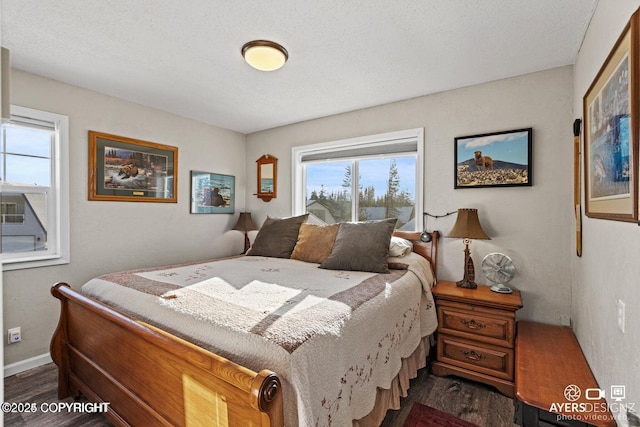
[233,212,259,254]
[447,208,490,289]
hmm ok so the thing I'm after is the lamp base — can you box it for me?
[242,232,251,254]
[456,278,478,289]
[456,244,477,289]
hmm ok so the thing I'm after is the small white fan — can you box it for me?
[482,252,516,294]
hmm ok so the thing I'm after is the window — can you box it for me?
[292,128,424,230]
[1,202,22,224]
[1,105,69,270]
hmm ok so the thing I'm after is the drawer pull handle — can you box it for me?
[461,350,485,362]
[460,319,486,330]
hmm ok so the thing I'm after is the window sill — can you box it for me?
[2,256,70,271]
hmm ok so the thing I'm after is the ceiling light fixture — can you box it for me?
[241,40,288,71]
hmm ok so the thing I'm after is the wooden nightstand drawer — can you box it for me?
[437,335,514,381]
[437,306,515,347]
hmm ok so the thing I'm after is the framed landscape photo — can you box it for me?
[89,131,178,202]
[190,171,235,214]
[583,11,638,223]
[454,128,532,189]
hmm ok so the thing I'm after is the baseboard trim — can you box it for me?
[4,353,52,377]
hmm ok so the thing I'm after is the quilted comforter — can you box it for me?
[81,252,437,426]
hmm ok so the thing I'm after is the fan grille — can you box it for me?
[481,252,516,285]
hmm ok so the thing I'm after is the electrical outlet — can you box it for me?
[560,315,571,327]
[617,300,626,333]
[7,327,21,344]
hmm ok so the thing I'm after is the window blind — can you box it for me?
[300,136,418,162]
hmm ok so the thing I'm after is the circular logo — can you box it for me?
[564,384,581,402]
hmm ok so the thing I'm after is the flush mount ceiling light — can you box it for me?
[241,40,288,71]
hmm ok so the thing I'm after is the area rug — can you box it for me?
[403,403,481,427]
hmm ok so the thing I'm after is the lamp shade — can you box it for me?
[241,40,288,71]
[233,212,259,232]
[447,208,490,240]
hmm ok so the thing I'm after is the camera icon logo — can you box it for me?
[585,388,605,400]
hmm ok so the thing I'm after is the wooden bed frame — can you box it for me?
[50,230,439,427]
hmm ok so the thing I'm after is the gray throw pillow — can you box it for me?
[247,214,309,258]
[319,218,397,273]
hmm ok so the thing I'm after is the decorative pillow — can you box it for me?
[247,214,309,258]
[389,236,413,257]
[290,223,340,263]
[388,262,409,270]
[319,218,398,273]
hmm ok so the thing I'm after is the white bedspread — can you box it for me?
[81,252,437,426]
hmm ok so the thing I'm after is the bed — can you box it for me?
[50,217,440,427]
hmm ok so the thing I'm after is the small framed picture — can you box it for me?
[88,131,178,202]
[454,128,532,189]
[190,171,235,214]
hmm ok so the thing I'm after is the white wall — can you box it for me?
[3,70,247,365]
[573,0,640,421]
[1,8,5,421]
[246,66,575,326]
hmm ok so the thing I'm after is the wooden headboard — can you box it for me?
[392,230,440,280]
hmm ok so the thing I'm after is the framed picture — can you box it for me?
[583,11,638,222]
[454,128,532,189]
[89,131,178,202]
[190,171,235,214]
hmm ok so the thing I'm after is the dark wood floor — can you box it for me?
[4,363,516,426]
[4,364,111,427]
[380,368,517,427]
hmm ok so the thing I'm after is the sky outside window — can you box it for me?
[2,125,52,186]
[306,157,416,198]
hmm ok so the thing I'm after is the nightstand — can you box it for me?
[431,280,523,397]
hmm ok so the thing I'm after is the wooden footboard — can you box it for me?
[50,282,284,427]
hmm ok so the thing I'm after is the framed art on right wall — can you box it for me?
[583,10,639,222]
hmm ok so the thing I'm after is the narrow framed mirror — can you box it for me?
[256,154,277,202]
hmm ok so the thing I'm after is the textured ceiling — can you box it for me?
[2,0,597,134]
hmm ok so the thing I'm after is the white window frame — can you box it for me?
[291,128,424,230]
[1,105,70,270]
